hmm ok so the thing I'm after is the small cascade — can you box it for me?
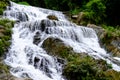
[3,1,120,80]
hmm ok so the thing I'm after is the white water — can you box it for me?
[3,1,120,80]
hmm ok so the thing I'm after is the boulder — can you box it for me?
[42,37,73,58]
[47,15,58,21]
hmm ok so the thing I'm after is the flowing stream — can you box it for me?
[3,1,120,80]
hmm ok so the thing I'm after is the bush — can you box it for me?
[63,54,112,80]
[0,19,14,56]
[18,1,30,5]
[0,1,8,15]
[70,8,80,15]
[102,25,120,37]
[83,0,106,24]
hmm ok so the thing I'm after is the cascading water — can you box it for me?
[3,1,120,80]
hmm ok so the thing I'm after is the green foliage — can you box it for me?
[0,19,14,56]
[44,0,85,11]
[0,0,8,15]
[101,25,120,47]
[83,0,106,24]
[70,8,80,15]
[18,1,30,5]
[63,54,112,80]
[102,25,120,37]
[0,62,9,73]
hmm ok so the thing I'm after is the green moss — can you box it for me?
[0,62,9,73]
[0,19,14,56]
[18,1,30,6]
[0,0,9,15]
[63,54,112,80]
[70,8,80,15]
[101,25,120,48]
[102,25,120,37]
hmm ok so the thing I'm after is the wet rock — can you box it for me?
[33,55,52,78]
[87,24,106,39]
[42,37,73,58]
[40,20,47,31]
[47,15,58,21]
[33,31,41,45]
[40,19,57,31]
[57,57,65,64]
[17,12,28,21]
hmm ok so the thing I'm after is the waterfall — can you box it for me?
[3,1,120,80]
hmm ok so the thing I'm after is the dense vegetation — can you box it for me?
[0,19,14,56]
[0,0,8,15]
[0,0,14,56]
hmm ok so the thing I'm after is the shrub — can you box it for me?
[63,54,112,80]
[102,25,120,37]
[83,0,106,24]
[0,1,8,15]
[0,19,14,56]
[18,1,30,6]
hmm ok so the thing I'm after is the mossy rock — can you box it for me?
[42,37,73,58]
[47,15,58,21]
